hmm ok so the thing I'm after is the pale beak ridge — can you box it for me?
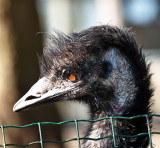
[13,77,77,112]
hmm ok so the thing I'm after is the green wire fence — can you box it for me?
[0,114,160,148]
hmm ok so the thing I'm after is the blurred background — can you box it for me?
[0,0,160,147]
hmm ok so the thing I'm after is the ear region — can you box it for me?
[99,61,113,78]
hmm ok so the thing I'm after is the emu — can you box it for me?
[13,25,153,148]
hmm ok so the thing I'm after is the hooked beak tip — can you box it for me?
[13,77,48,112]
[13,94,43,112]
[13,106,19,112]
[13,99,25,112]
[13,104,21,112]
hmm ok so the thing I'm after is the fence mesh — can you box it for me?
[0,114,160,148]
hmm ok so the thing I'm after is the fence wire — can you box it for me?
[0,114,160,148]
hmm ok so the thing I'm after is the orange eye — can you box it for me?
[68,74,76,81]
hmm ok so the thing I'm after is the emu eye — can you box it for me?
[63,70,77,82]
[68,74,76,81]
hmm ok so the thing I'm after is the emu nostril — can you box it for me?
[25,95,40,101]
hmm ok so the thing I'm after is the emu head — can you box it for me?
[13,26,150,115]
[13,28,110,111]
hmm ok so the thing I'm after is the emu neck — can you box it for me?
[82,49,151,148]
[91,49,137,116]
[106,49,137,116]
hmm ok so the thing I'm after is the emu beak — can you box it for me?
[13,77,77,112]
